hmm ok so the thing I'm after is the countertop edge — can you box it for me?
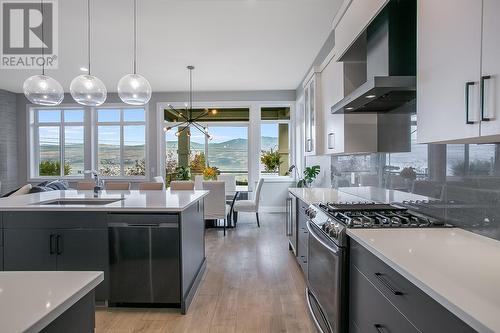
[0,191,209,212]
[347,230,493,333]
[25,272,104,333]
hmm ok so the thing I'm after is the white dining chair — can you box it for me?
[194,175,204,190]
[153,176,165,188]
[202,181,230,236]
[76,181,95,190]
[138,182,164,190]
[170,181,195,190]
[104,181,130,190]
[233,178,264,228]
[217,174,236,195]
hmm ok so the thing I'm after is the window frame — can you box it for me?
[94,105,149,180]
[28,104,149,181]
[30,106,86,180]
[260,118,292,177]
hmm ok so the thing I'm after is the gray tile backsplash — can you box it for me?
[0,89,18,194]
[330,116,500,241]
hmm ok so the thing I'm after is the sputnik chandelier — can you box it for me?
[163,66,217,139]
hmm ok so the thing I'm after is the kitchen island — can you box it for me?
[0,271,103,333]
[0,189,208,314]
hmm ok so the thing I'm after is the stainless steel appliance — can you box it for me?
[108,218,180,305]
[285,194,297,255]
[304,201,450,333]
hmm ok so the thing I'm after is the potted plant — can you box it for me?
[203,166,219,180]
[260,148,282,174]
[297,165,321,188]
[175,166,191,180]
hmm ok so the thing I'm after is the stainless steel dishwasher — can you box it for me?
[108,214,180,305]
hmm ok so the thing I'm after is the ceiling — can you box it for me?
[0,0,341,93]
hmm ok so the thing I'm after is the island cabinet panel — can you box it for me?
[2,212,107,229]
[2,212,109,300]
[180,200,206,313]
[350,240,476,332]
[4,228,57,271]
[56,229,109,300]
[0,214,3,271]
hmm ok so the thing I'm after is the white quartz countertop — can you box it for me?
[348,228,500,333]
[0,189,209,212]
[0,271,103,333]
[338,186,437,203]
[288,187,367,205]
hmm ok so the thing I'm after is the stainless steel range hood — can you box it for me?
[332,0,416,114]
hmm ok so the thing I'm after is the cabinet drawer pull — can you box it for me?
[374,272,403,295]
[374,324,384,332]
[481,75,492,121]
[56,235,63,255]
[49,234,56,255]
[465,81,477,124]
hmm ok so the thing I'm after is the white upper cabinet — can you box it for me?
[303,71,323,156]
[477,0,500,138]
[321,54,378,155]
[335,0,388,60]
[322,58,344,154]
[417,0,500,144]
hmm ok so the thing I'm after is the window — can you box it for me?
[32,108,85,177]
[207,126,248,184]
[164,107,250,185]
[260,107,290,176]
[96,108,146,177]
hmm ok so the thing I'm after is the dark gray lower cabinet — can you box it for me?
[350,264,419,333]
[296,200,309,276]
[56,229,109,300]
[350,240,476,333]
[4,229,57,270]
[2,212,109,301]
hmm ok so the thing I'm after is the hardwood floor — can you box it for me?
[95,212,315,333]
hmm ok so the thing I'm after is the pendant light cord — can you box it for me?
[87,0,91,75]
[189,67,193,120]
[40,0,45,75]
[133,0,137,74]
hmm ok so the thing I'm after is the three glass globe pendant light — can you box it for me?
[23,0,151,107]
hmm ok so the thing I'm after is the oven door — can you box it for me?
[306,220,345,333]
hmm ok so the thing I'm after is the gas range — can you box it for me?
[305,201,451,246]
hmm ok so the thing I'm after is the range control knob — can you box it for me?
[304,208,310,217]
[309,209,316,219]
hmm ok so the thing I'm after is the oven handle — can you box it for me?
[306,288,333,333]
[306,221,339,254]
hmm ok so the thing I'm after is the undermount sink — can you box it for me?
[37,198,123,206]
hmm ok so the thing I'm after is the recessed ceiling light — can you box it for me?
[80,67,88,72]
[366,94,376,99]
[346,107,354,110]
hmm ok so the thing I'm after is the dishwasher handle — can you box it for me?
[108,222,178,228]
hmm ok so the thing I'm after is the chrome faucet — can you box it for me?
[84,170,103,194]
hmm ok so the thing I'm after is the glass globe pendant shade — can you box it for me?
[70,74,107,106]
[117,73,152,105]
[23,75,64,106]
